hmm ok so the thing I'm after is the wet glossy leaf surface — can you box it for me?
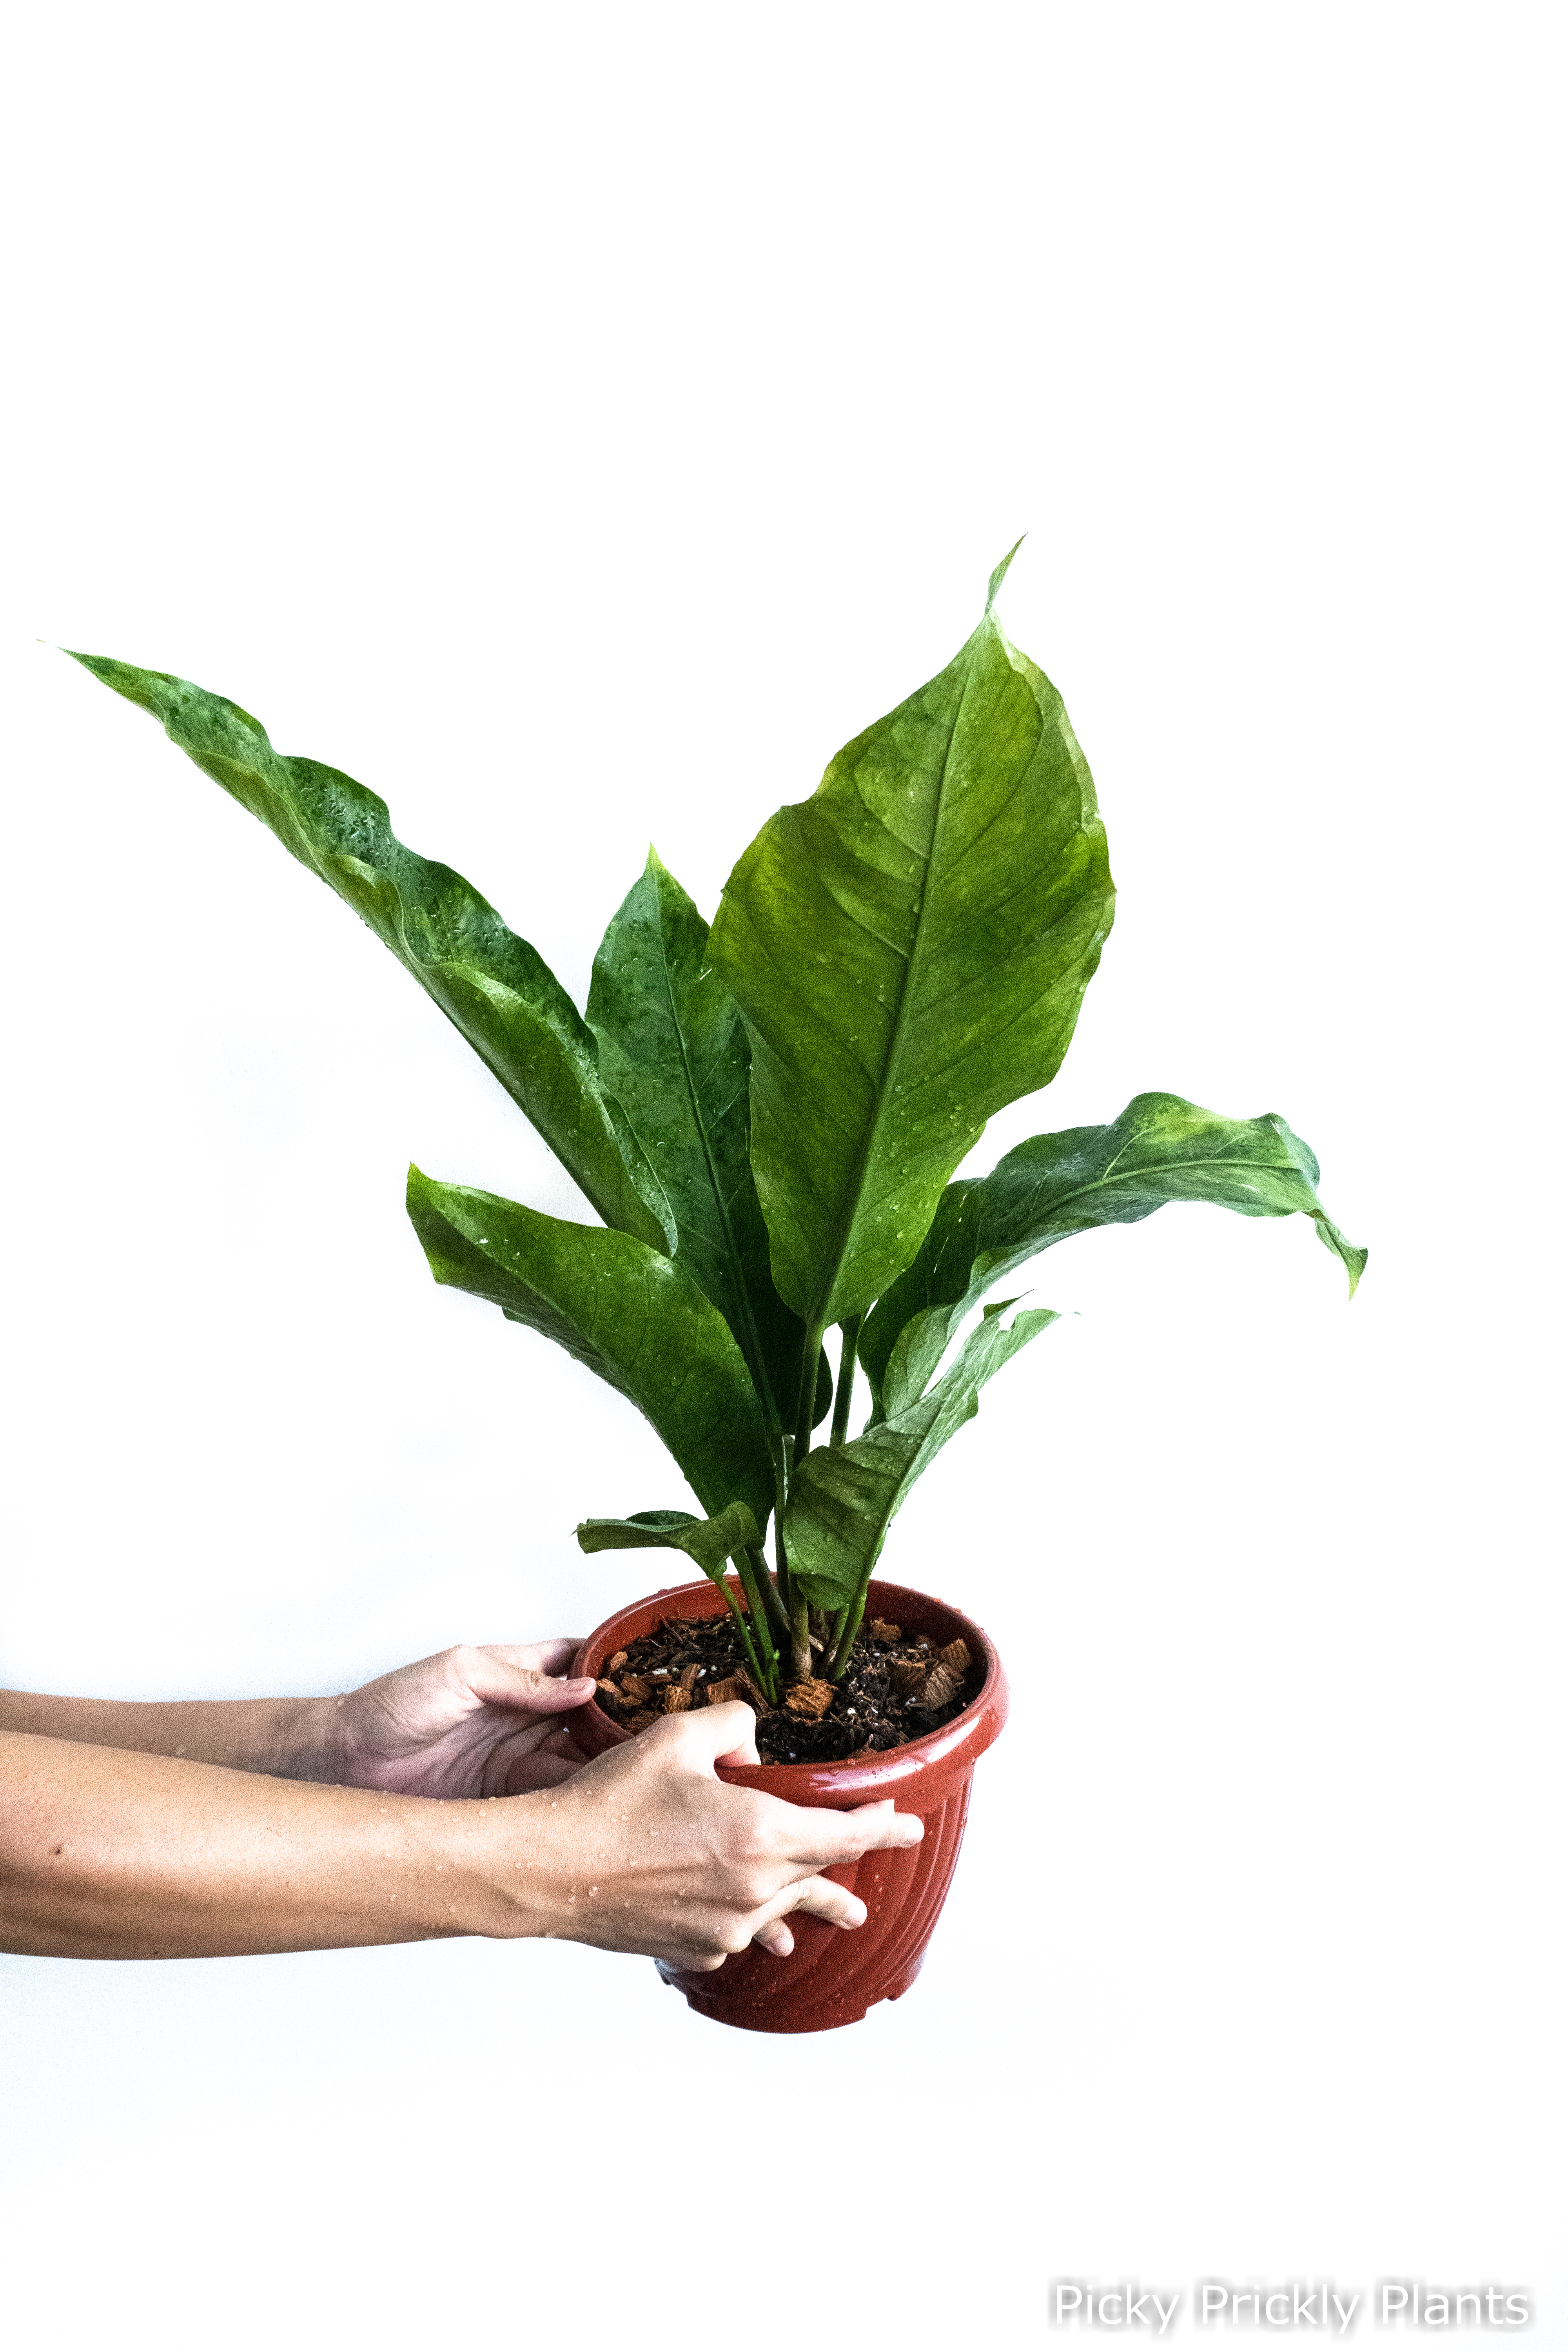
[72,655,671,1250]
[709,562,1115,1336]
[860,1093,1367,1415]
[587,851,815,1435]
[406,1167,773,1522]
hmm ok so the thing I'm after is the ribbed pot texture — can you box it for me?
[570,1577,1008,2034]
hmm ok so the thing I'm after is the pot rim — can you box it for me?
[570,1574,1009,1804]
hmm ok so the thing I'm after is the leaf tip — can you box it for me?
[1316,1216,1368,1299]
[986,537,1026,612]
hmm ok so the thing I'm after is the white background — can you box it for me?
[1,4,1561,2345]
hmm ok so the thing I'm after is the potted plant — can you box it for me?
[69,544,1363,2033]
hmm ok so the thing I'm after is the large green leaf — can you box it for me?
[586,849,820,1435]
[784,1303,1058,1613]
[860,1092,1367,1416]
[71,655,672,1252]
[405,1168,773,1523]
[708,548,1115,1341]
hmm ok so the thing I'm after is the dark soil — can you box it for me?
[592,1610,980,1767]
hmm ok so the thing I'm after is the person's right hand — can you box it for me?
[508,1700,924,1970]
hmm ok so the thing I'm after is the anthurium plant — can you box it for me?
[71,546,1363,1709]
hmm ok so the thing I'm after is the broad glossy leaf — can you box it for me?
[861,1092,1367,1415]
[405,1168,773,1522]
[575,1502,762,1571]
[708,551,1114,1334]
[586,849,822,1434]
[784,1303,1058,1612]
[72,655,672,1252]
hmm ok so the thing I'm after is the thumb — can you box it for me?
[670,1698,760,1770]
[458,1650,595,1715]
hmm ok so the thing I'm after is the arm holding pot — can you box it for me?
[0,1656,921,1967]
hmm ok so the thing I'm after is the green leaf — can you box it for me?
[783,1303,1058,1613]
[405,1167,773,1523]
[575,1502,762,1572]
[70,655,673,1252]
[707,558,1114,1337]
[586,849,824,1435]
[861,1092,1367,1416]
[575,1507,700,1551]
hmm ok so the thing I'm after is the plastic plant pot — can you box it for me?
[571,1576,1008,2033]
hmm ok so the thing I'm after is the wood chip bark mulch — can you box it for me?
[592,1613,978,1767]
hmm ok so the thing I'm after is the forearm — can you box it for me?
[0,1730,541,1959]
[0,1689,343,1781]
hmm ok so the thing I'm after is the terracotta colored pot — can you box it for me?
[570,1576,1007,2034]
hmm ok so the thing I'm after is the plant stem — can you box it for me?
[824,1581,871,1682]
[781,1331,828,1682]
[732,1551,781,1701]
[731,1545,769,1641]
[746,1544,791,1642]
[717,1576,771,1697]
[789,1586,813,1684]
[791,1325,824,1471]
[771,1437,793,1615]
[829,1313,863,1447]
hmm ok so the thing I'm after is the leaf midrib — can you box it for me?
[808,652,981,1327]
[953,1148,1309,1290]
[1002,1147,1296,1226]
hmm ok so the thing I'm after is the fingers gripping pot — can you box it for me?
[571,1578,1008,2034]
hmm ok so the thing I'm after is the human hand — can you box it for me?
[502,1700,925,1967]
[329,1642,595,1798]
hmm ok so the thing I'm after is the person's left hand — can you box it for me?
[328,1642,595,1798]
